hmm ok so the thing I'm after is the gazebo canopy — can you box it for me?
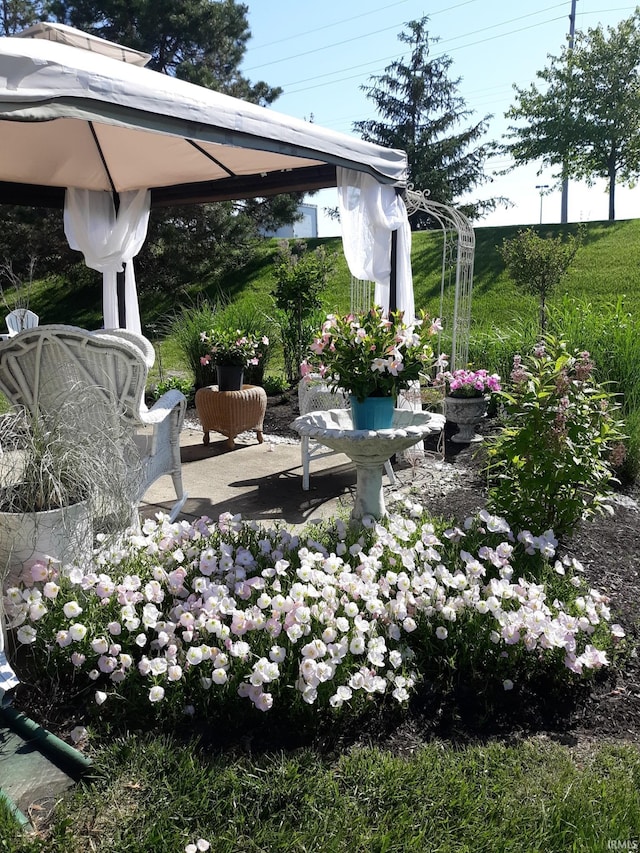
[0,23,407,209]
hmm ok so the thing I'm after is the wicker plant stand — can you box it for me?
[194,384,267,449]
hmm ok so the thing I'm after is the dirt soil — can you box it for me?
[8,390,640,752]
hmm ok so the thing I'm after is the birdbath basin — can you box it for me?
[292,408,445,521]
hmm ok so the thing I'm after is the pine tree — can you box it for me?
[354,17,498,226]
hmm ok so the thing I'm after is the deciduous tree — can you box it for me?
[499,226,584,332]
[503,10,640,221]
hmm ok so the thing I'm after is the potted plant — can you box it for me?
[200,328,269,391]
[301,306,441,429]
[0,397,140,589]
[439,367,502,443]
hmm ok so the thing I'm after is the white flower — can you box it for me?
[167,665,183,682]
[435,626,448,640]
[29,601,47,621]
[70,726,88,744]
[69,623,87,642]
[269,645,286,663]
[91,637,109,654]
[63,601,83,619]
[149,685,165,703]
[211,668,228,685]
[43,581,60,600]
[17,625,37,644]
[95,691,108,705]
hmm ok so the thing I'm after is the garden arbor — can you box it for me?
[351,188,475,372]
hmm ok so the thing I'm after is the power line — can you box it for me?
[247,2,567,76]
[280,14,567,97]
[248,0,414,52]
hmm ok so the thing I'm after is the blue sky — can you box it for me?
[242,1,638,235]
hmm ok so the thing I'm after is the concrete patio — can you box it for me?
[139,423,375,529]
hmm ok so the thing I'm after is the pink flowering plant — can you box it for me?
[486,335,626,540]
[440,367,502,398]
[301,306,441,402]
[200,328,269,368]
[3,502,624,728]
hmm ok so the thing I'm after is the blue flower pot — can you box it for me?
[350,395,394,430]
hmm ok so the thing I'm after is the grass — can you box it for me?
[2,735,639,852]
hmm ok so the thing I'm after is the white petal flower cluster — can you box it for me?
[3,508,622,717]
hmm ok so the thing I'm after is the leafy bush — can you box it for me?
[272,240,336,384]
[498,226,584,332]
[262,375,290,396]
[150,376,195,408]
[486,336,626,540]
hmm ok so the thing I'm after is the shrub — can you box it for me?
[150,376,195,408]
[272,239,336,384]
[486,336,626,540]
[499,226,584,332]
[262,375,290,396]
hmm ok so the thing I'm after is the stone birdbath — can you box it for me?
[292,408,445,521]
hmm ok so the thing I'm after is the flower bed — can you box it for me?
[3,504,624,725]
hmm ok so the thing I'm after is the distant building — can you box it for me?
[264,203,318,239]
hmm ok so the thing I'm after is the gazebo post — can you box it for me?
[116,269,127,328]
[389,229,398,314]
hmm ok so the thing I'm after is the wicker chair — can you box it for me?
[0,324,187,524]
[297,375,395,491]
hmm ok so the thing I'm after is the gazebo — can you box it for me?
[0,22,414,332]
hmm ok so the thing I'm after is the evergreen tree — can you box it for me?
[0,0,42,34]
[354,17,499,226]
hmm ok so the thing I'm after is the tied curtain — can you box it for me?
[64,188,151,334]
[337,166,414,321]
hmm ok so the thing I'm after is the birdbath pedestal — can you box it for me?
[292,408,445,521]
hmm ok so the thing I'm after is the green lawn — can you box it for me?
[18,219,640,344]
[2,735,639,852]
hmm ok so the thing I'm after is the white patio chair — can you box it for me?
[0,324,187,525]
[297,374,395,491]
[2,308,39,339]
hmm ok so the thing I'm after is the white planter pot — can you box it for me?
[444,395,490,444]
[0,501,93,588]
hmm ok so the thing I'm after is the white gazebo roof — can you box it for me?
[0,25,407,208]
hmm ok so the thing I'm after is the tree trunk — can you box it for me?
[608,152,617,221]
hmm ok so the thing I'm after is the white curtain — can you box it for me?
[337,167,414,321]
[64,188,151,334]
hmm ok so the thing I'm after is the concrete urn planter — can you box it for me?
[444,395,490,444]
[0,501,93,588]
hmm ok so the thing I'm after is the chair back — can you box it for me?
[5,308,39,336]
[0,325,148,428]
[298,374,349,415]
